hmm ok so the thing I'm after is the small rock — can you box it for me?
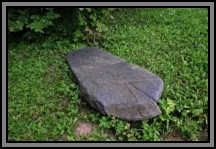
[75,122,93,136]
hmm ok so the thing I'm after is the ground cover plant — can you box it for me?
[8,8,208,141]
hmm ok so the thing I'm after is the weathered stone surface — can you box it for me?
[66,47,164,121]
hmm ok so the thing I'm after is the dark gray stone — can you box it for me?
[66,47,164,121]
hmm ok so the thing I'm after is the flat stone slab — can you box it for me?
[66,47,164,121]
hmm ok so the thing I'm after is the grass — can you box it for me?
[8,8,208,141]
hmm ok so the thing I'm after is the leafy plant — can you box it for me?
[8,8,79,42]
[73,8,112,46]
[8,8,60,33]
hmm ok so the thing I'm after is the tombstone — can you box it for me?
[66,47,164,121]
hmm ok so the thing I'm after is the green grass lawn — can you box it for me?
[8,8,208,141]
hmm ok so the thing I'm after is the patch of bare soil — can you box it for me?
[162,128,185,141]
[57,133,68,141]
[105,129,116,139]
[199,129,208,141]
